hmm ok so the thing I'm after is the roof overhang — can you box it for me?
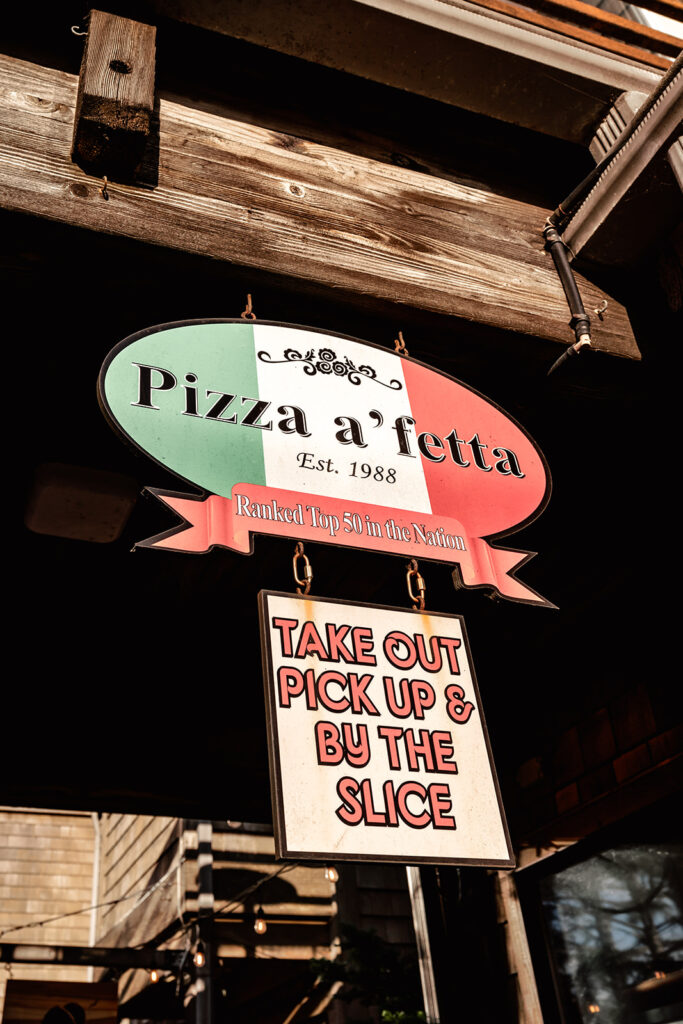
[356,0,663,92]
[149,0,663,143]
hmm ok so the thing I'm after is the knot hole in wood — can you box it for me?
[109,59,132,74]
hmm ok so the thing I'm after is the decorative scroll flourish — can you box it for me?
[258,348,402,390]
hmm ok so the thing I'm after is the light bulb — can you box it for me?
[193,947,206,968]
[150,969,160,984]
[254,908,267,935]
[324,865,339,883]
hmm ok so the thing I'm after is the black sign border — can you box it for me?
[259,589,515,869]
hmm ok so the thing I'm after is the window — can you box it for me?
[518,797,683,1024]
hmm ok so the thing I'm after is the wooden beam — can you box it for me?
[466,0,673,67]
[626,0,683,20]
[72,10,156,180]
[509,0,683,58]
[0,54,638,358]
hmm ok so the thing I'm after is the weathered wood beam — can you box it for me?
[0,54,638,357]
[72,10,156,180]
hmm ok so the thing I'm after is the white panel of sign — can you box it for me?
[259,591,514,866]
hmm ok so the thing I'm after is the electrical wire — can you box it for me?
[113,860,184,930]
[1,853,299,955]
[0,860,183,940]
[170,860,300,945]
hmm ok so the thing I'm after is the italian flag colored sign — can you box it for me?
[99,320,552,606]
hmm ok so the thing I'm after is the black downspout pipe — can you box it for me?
[543,224,592,375]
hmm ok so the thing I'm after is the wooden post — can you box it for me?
[71,9,156,181]
[495,872,544,1022]
[196,822,214,1024]
[406,866,441,1023]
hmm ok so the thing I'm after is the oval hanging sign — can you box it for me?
[98,320,552,606]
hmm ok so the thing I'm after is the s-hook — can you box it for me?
[406,558,426,611]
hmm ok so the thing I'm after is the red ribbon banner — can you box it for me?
[138,484,551,607]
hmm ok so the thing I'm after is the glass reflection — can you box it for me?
[540,843,683,1023]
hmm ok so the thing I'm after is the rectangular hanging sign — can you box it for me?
[259,591,514,867]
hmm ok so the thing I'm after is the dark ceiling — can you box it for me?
[2,2,675,838]
[5,200,672,837]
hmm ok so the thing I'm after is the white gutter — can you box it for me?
[354,0,663,91]
[564,59,683,254]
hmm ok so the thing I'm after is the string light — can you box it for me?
[150,969,160,984]
[193,942,206,968]
[169,862,297,948]
[2,857,300,965]
[0,863,184,941]
[324,865,339,883]
[588,1005,600,1014]
[254,908,267,935]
